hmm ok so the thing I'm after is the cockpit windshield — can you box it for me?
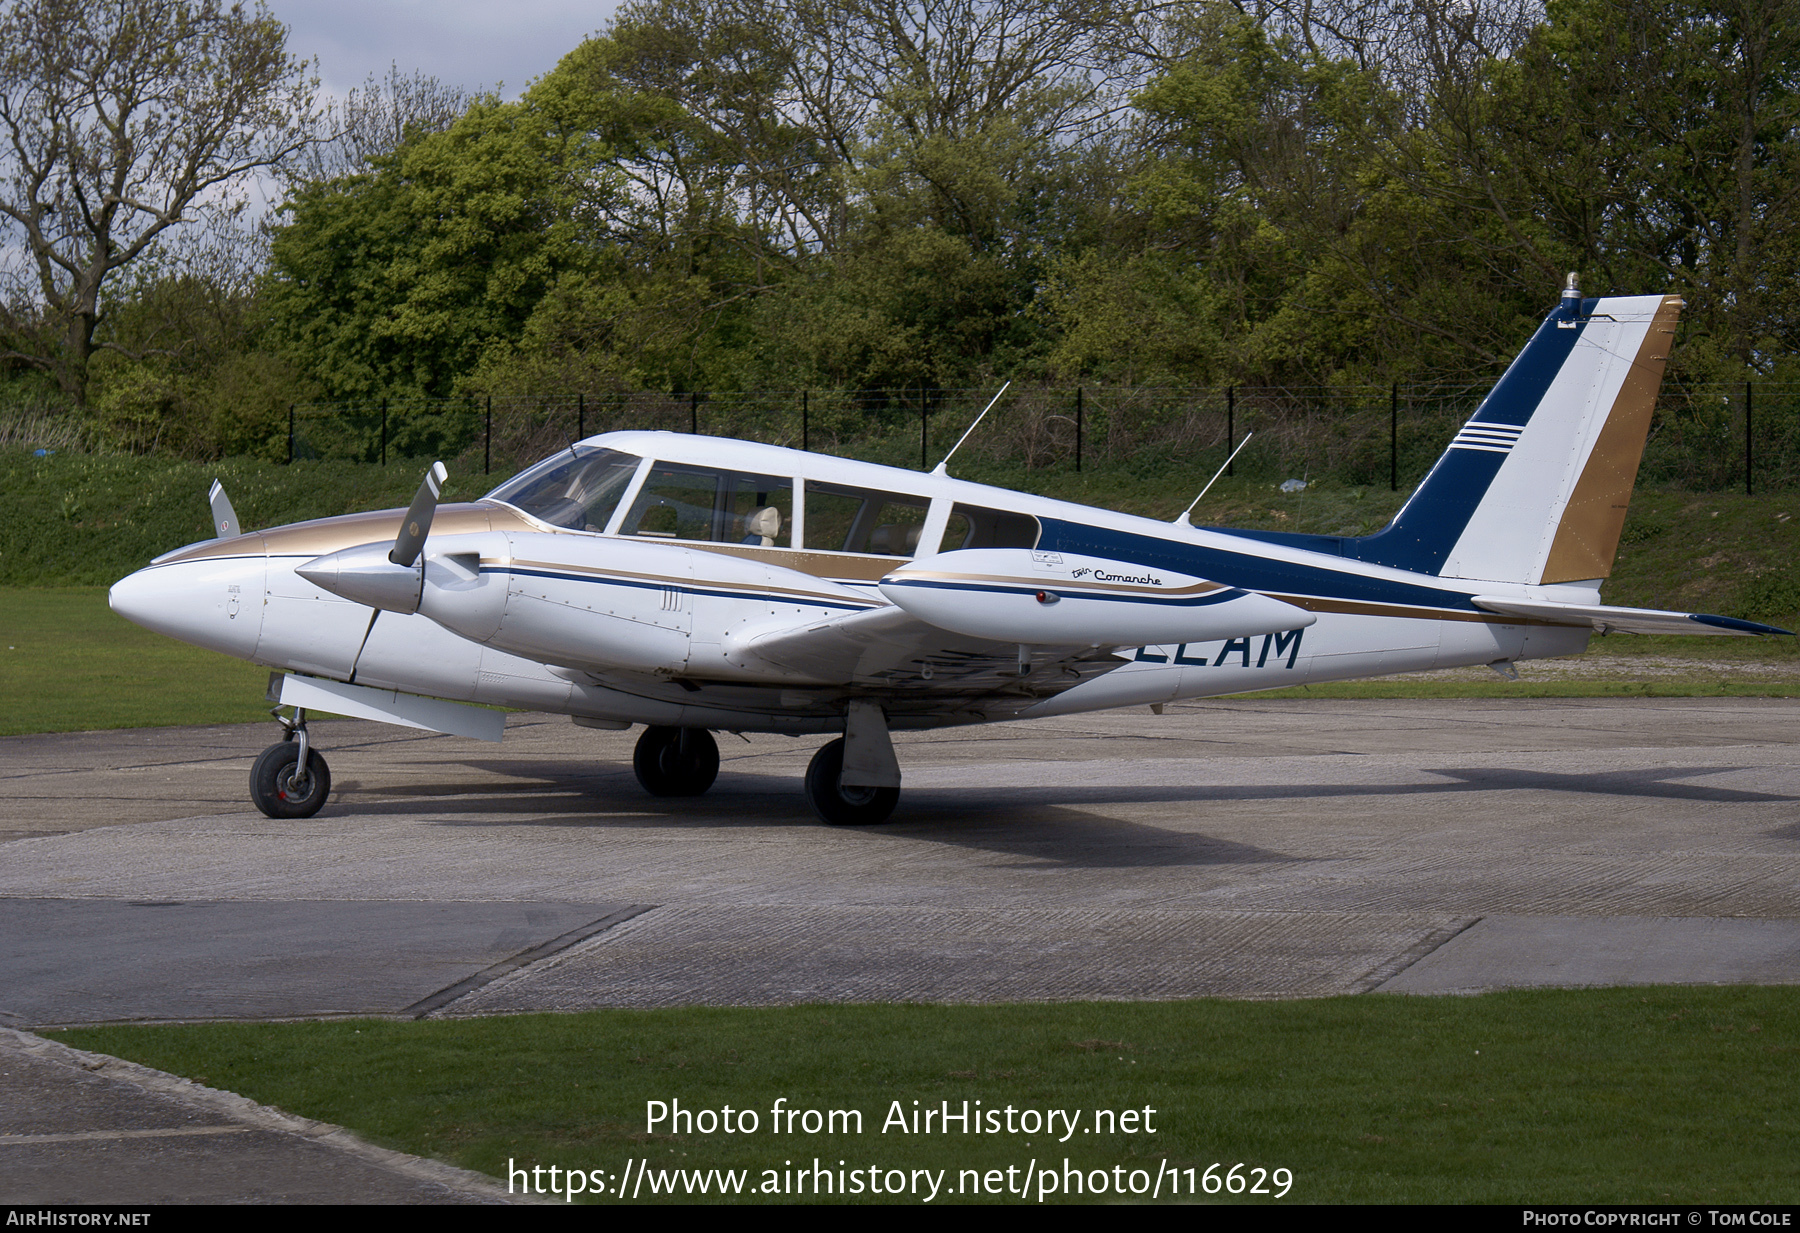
[483,447,642,532]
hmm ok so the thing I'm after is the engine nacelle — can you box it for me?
[332,531,876,680]
[878,548,1315,646]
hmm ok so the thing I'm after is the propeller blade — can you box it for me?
[208,479,240,538]
[390,462,448,567]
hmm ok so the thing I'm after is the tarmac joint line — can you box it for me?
[1354,916,1484,993]
[404,903,659,1019]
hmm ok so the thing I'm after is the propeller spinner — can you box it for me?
[295,461,449,615]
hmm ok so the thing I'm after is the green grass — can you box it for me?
[0,586,271,735]
[53,987,1800,1204]
[0,450,434,587]
[1255,678,1799,700]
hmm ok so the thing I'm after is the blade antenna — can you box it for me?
[391,461,448,567]
[932,381,1011,475]
[1174,432,1254,527]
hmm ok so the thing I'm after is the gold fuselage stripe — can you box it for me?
[1269,593,1575,626]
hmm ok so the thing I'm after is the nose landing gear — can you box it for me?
[250,707,332,818]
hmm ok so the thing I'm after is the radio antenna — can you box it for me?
[1174,432,1254,526]
[932,381,1012,475]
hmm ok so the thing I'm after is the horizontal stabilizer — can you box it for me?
[1471,596,1793,637]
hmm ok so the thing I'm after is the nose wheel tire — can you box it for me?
[633,726,720,797]
[250,741,332,819]
[804,737,900,826]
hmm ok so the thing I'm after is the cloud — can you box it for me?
[271,0,618,99]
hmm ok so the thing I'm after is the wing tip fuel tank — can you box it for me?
[879,548,1315,646]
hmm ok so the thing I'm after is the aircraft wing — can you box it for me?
[1471,596,1793,637]
[724,603,1130,696]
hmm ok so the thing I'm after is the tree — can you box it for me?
[0,0,318,403]
[267,89,614,402]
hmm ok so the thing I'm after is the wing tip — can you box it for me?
[1689,613,1796,637]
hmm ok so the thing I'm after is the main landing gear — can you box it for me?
[804,738,900,826]
[633,726,720,797]
[250,707,331,819]
[627,721,901,825]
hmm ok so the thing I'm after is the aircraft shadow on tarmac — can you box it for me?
[331,758,1796,819]
[306,759,1800,871]
[1765,819,1800,843]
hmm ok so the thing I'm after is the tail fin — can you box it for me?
[1351,284,1683,585]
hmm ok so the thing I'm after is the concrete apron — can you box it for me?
[3,698,1799,1200]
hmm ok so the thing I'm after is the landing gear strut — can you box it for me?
[805,738,900,826]
[633,726,720,797]
[250,707,331,818]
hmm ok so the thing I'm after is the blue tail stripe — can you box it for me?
[1341,447,1510,571]
[1208,298,1596,576]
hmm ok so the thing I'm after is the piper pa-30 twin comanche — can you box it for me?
[109,280,1791,824]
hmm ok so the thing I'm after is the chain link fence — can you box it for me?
[281,382,1800,494]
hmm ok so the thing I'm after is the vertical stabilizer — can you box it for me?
[1350,286,1682,585]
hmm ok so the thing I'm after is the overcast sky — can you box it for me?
[270,1,620,100]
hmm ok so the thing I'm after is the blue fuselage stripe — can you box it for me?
[1036,519,1481,613]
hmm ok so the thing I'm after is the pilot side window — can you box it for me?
[943,503,1040,550]
[619,465,794,547]
[803,482,930,555]
[483,447,641,532]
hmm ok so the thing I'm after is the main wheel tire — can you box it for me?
[632,726,720,797]
[250,741,331,819]
[804,737,900,826]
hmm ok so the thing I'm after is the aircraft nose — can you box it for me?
[110,554,265,658]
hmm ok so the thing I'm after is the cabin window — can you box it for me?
[943,503,1039,550]
[804,482,931,555]
[484,447,641,532]
[619,465,794,547]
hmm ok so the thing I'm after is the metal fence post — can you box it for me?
[484,395,491,475]
[920,384,928,470]
[1746,380,1754,497]
[1075,387,1083,473]
[690,390,699,435]
[1390,382,1399,492]
[1226,386,1236,477]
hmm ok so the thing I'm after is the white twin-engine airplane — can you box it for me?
[111,280,1789,824]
